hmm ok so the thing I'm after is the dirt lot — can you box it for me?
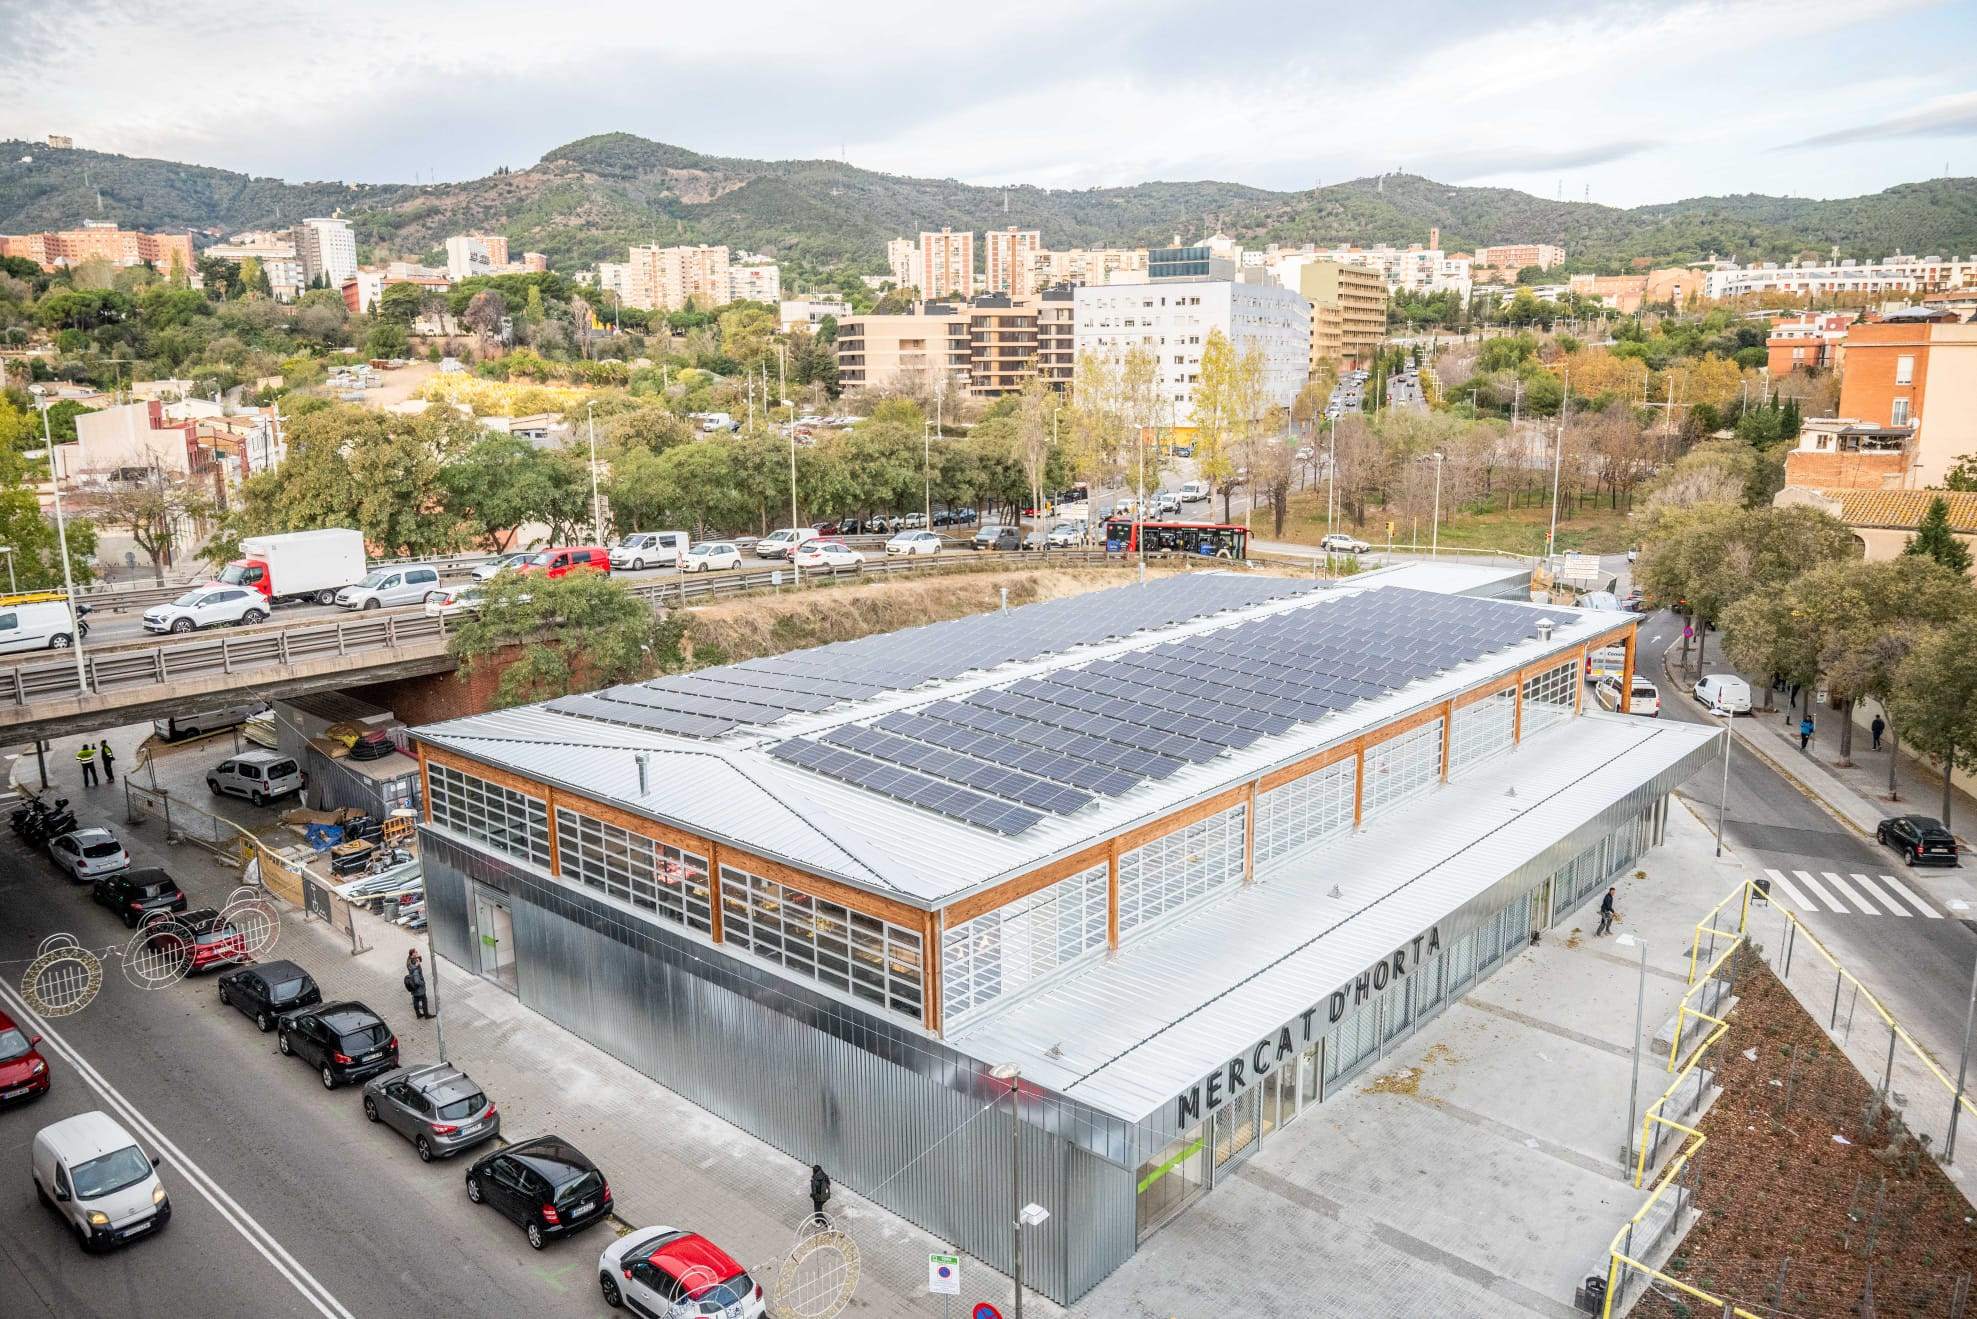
[1635,952,1977,1317]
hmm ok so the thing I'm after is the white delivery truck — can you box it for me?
[217,529,368,607]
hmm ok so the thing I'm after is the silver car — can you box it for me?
[361,1063,499,1162]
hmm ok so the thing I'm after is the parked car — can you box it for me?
[1318,533,1371,554]
[217,959,322,1032]
[92,867,186,929]
[48,828,130,881]
[682,542,743,573]
[898,512,928,529]
[362,1063,500,1162]
[1692,674,1752,715]
[152,702,265,742]
[0,600,85,653]
[793,540,865,570]
[471,552,533,582]
[1876,815,1961,867]
[519,547,611,580]
[1621,590,1649,614]
[752,527,819,560]
[207,750,303,806]
[1046,522,1086,548]
[424,585,484,617]
[334,564,442,611]
[171,909,248,973]
[611,532,689,572]
[1153,492,1182,515]
[1595,674,1661,717]
[141,585,268,634]
[885,530,943,557]
[0,1009,50,1105]
[277,1001,399,1090]
[32,1111,169,1251]
[972,525,1014,551]
[465,1136,612,1250]
[599,1226,765,1316]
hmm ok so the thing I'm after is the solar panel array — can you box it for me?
[545,573,1313,740]
[770,587,1546,835]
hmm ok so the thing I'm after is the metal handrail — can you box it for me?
[0,547,1128,709]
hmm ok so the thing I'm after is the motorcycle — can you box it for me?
[16,797,75,848]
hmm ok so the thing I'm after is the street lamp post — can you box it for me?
[0,545,15,594]
[1615,933,1649,1171]
[1949,949,1977,1161]
[991,1062,1026,1319]
[585,401,604,546]
[28,388,88,692]
[1715,706,1732,859]
[1429,451,1445,558]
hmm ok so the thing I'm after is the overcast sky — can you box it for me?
[4,0,1972,209]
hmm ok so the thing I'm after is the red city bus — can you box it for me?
[1102,519,1248,558]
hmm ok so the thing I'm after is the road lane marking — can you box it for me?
[1848,873,1907,916]
[0,979,356,1319]
[1763,868,1811,910]
[1876,872,1943,919]
[1793,870,1844,912]
[1822,872,1877,914]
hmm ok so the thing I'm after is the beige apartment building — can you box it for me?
[1,221,195,274]
[919,229,975,299]
[886,237,923,292]
[620,243,732,311]
[985,227,1043,298]
[838,294,1061,398]
[1473,243,1564,272]
[835,307,972,396]
[1035,287,1076,391]
[1029,246,1149,289]
[1293,259,1388,372]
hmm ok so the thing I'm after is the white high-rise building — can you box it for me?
[293,217,357,288]
[728,259,782,304]
[444,233,510,280]
[886,237,924,292]
[1073,280,1311,416]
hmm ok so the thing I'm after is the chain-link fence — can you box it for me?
[122,778,250,861]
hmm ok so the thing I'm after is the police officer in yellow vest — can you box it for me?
[75,741,98,788]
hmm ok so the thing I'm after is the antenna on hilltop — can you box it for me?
[831,141,844,197]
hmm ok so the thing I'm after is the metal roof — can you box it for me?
[944,712,1719,1126]
[415,574,1636,908]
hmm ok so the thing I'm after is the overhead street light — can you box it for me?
[26,386,89,694]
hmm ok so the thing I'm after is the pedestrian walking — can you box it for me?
[1871,715,1886,751]
[1789,681,1802,710]
[1596,886,1617,936]
[98,740,115,783]
[809,1164,832,1218]
[1799,713,1815,752]
[405,959,429,1019]
[75,742,97,788]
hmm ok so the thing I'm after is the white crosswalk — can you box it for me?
[1762,867,1945,919]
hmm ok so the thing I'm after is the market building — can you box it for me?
[409,570,1718,1302]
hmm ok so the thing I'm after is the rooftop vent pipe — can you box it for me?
[1536,618,1555,642]
[635,751,651,795]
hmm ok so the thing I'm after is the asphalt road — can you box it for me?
[0,804,611,1319]
[1644,606,1977,1075]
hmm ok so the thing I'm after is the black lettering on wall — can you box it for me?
[1373,962,1389,991]
[1277,1026,1295,1061]
[1252,1041,1271,1074]
[1177,1086,1201,1126]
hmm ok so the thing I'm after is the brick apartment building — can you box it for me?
[0,222,195,273]
[1766,312,1855,376]
[1782,312,1977,489]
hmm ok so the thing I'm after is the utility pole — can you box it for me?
[28,388,88,693]
[1547,367,1568,560]
[585,401,604,545]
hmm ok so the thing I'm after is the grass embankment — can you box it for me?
[1270,489,1636,555]
[681,567,1172,666]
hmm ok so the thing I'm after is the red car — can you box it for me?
[175,909,248,973]
[519,546,611,580]
[0,1009,50,1104]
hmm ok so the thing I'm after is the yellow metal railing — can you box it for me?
[1602,876,1977,1316]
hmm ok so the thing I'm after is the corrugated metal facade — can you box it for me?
[420,827,1138,1303]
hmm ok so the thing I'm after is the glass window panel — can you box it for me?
[716,862,925,1025]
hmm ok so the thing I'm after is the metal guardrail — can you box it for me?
[0,547,1126,709]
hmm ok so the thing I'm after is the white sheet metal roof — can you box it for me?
[415,576,1637,907]
[943,712,1718,1124]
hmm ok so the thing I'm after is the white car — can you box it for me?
[49,828,130,880]
[793,540,865,570]
[1318,533,1371,554]
[1693,674,1752,715]
[682,542,743,573]
[470,552,532,582]
[1596,674,1661,717]
[598,1226,765,1318]
[1046,522,1086,547]
[424,585,484,617]
[142,585,268,634]
[336,565,442,610]
[885,530,942,557]
[32,1111,170,1252]
[897,512,928,529]
[1154,492,1182,514]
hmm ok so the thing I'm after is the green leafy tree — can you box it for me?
[1190,330,1240,518]
[1943,454,1977,493]
[377,282,424,325]
[446,569,681,708]
[1886,617,1977,825]
[1902,496,1973,574]
[442,432,588,552]
[365,320,410,359]
[0,450,97,589]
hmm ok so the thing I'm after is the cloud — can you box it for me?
[1778,90,1977,149]
[1421,141,1662,181]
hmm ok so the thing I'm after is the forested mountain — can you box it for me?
[3,133,1972,275]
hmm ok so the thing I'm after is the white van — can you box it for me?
[152,702,266,742]
[1179,480,1210,503]
[754,527,820,561]
[1693,674,1752,715]
[1585,646,1627,684]
[32,1110,170,1251]
[611,532,689,571]
[0,600,81,653]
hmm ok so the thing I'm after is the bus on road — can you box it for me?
[1102,519,1248,559]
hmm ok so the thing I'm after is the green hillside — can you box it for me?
[3,134,1971,276]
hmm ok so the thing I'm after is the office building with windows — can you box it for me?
[409,569,1713,1303]
[1073,279,1311,416]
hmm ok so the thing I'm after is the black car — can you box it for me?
[1877,815,1961,867]
[217,960,322,1031]
[276,1001,398,1090]
[465,1136,612,1250]
[91,867,187,929]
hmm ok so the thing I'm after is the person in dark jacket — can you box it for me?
[404,949,429,1019]
[809,1164,832,1217]
[1596,887,1617,936]
[98,741,115,783]
[1871,715,1886,751]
